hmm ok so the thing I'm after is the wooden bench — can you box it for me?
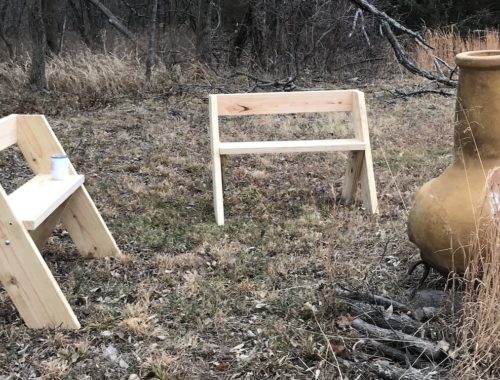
[209,90,378,225]
[0,114,122,329]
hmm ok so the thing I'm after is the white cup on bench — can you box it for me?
[51,154,69,180]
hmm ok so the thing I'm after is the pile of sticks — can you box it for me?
[334,286,452,379]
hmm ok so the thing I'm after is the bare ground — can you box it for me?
[0,80,458,379]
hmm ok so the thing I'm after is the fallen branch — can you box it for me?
[347,0,458,87]
[349,0,430,48]
[351,318,445,361]
[394,89,454,98]
[360,339,429,369]
[232,72,297,92]
[335,285,410,312]
[337,357,434,380]
[380,21,456,87]
[351,301,423,334]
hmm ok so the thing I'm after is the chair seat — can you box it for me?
[8,174,84,230]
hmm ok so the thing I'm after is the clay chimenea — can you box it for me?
[408,50,500,275]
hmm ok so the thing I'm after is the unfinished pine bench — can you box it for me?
[0,114,121,329]
[209,90,378,225]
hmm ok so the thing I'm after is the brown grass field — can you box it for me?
[0,47,498,379]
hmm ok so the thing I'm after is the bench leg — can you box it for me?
[359,149,378,214]
[341,151,364,204]
[61,186,122,258]
[0,188,80,329]
[212,152,225,226]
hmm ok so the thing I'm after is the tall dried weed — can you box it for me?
[415,29,500,70]
[452,212,500,378]
[0,49,172,113]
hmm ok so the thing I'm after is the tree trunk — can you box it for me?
[30,0,48,90]
[195,0,212,63]
[0,1,14,59]
[42,0,65,54]
[145,0,158,83]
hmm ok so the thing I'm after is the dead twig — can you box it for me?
[351,318,445,361]
[231,72,297,92]
[393,89,453,98]
[335,285,410,312]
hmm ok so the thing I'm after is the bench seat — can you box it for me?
[8,174,84,230]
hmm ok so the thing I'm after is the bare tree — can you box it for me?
[0,1,14,59]
[42,0,66,54]
[29,0,47,90]
[195,0,212,62]
[145,0,158,83]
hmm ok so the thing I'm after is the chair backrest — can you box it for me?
[213,90,355,116]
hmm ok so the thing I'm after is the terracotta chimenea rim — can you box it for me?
[456,50,500,69]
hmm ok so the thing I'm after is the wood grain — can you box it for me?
[216,90,353,116]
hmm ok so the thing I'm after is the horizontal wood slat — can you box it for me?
[0,114,17,151]
[215,91,354,116]
[219,139,365,155]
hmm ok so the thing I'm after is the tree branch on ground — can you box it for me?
[231,72,297,92]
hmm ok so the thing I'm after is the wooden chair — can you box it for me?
[0,114,122,329]
[209,90,378,225]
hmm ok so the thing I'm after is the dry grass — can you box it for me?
[451,216,500,379]
[415,29,500,70]
[0,50,173,113]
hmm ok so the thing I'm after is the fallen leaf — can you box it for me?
[383,304,394,319]
[329,338,346,357]
[215,362,229,371]
[437,339,450,352]
[335,314,353,330]
[103,344,119,362]
[230,343,245,352]
[303,302,317,313]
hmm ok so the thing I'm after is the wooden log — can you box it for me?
[351,301,423,334]
[361,339,429,369]
[351,318,445,361]
[335,286,410,312]
[337,357,431,380]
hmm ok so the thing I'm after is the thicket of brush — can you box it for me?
[0,48,174,114]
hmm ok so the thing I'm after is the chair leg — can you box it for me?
[61,186,122,258]
[0,190,80,329]
[341,151,364,204]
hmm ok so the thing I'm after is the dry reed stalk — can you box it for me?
[452,175,500,378]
